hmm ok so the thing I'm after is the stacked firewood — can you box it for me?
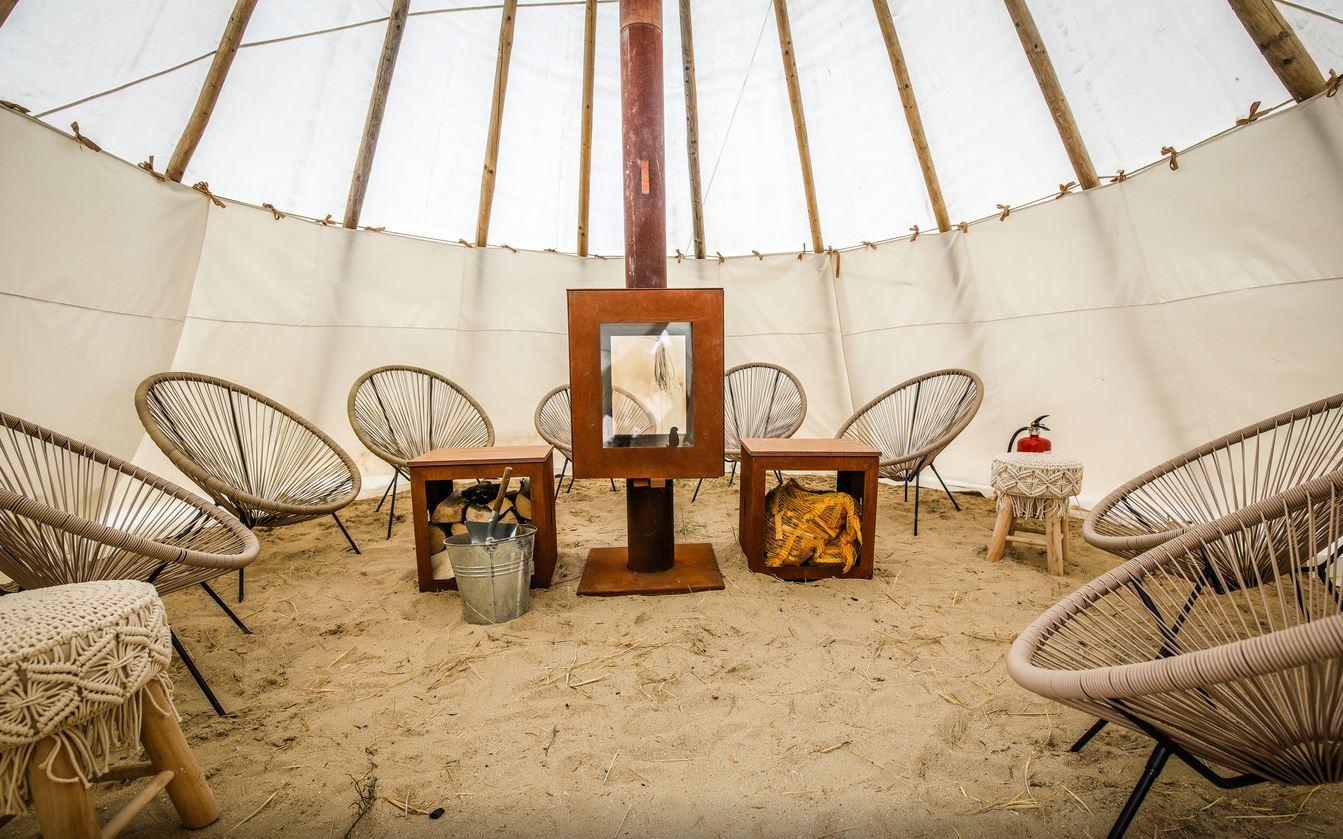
[427,479,532,552]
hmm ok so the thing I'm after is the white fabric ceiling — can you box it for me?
[2,0,1341,255]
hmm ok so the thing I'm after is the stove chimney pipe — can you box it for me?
[620,0,667,289]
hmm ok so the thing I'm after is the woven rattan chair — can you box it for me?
[136,372,361,602]
[1066,392,1343,754]
[1010,471,1343,837]
[692,362,807,502]
[534,385,655,497]
[348,365,494,539]
[0,411,260,716]
[1084,392,1343,559]
[837,369,983,535]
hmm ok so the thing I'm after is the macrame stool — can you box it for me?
[0,581,220,837]
[986,452,1083,575]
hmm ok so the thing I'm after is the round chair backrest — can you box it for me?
[0,411,257,594]
[136,373,359,522]
[349,365,494,469]
[534,385,655,457]
[724,363,807,457]
[1085,392,1343,558]
[1010,470,1343,786]
[837,369,983,471]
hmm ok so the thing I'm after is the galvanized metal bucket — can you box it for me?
[445,524,535,625]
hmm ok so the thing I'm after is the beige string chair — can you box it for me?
[348,365,494,539]
[135,372,361,603]
[1010,470,1343,837]
[692,362,807,502]
[1084,392,1343,559]
[534,385,655,497]
[0,411,259,716]
[836,368,983,534]
[1070,392,1343,754]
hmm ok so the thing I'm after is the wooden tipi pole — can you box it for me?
[870,0,949,232]
[343,0,411,229]
[772,0,824,252]
[679,0,707,259]
[577,0,597,256]
[475,0,519,247]
[1001,0,1099,190]
[167,0,259,183]
[0,1,20,29]
[1227,0,1325,102]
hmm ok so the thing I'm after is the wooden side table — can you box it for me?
[408,445,558,592]
[738,438,879,580]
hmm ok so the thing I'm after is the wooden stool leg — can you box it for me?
[27,737,100,839]
[139,681,221,829]
[987,503,1013,563]
[1045,513,1065,576]
[1061,512,1072,564]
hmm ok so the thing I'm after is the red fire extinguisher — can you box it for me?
[1008,415,1052,453]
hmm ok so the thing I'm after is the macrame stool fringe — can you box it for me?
[996,492,1070,521]
[0,672,175,816]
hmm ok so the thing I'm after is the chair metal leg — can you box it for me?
[1107,744,1171,839]
[375,475,394,512]
[555,457,569,501]
[170,631,228,717]
[774,470,784,485]
[200,582,251,635]
[333,513,361,554]
[913,470,922,536]
[385,471,398,540]
[691,478,704,503]
[237,568,244,603]
[929,463,960,511]
[727,461,738,487]
[1070,718,1108,752]
[609,478,618,491]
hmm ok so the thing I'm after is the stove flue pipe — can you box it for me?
[620,0,667,289]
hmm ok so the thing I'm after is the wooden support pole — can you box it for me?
[344,0,411,229]
[680,0,707,259]
[140,681,221,829]
[476,0,519,248]
[577,0,597,256]
[772,0,824,253]
[166,0,258,183]
[27,738,99,839]
[1001,0,1099,190]
[0,1,20,29]
[870,0,950,233]
[1227,0,1325,102]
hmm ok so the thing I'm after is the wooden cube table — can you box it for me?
[738,438,879,580]
[408,445,558,592]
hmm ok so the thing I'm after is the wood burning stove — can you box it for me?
[566,288,726,596]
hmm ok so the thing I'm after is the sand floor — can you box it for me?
[8,476,1341,838]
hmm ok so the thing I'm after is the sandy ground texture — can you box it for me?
[6,475,1341,838]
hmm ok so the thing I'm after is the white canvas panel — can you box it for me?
[893,0,1076,224]
[183,26,385,221]
[0,296,187,459]
[188,205,320,325]
[1029,0,1290,178]
[358,6,502,240]
[309,228,467,330]
[834,235,970,334]
[0,112,207,320]
[1122,94,1343,300]
[0,0,232,115]
[959,182,1148,320]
